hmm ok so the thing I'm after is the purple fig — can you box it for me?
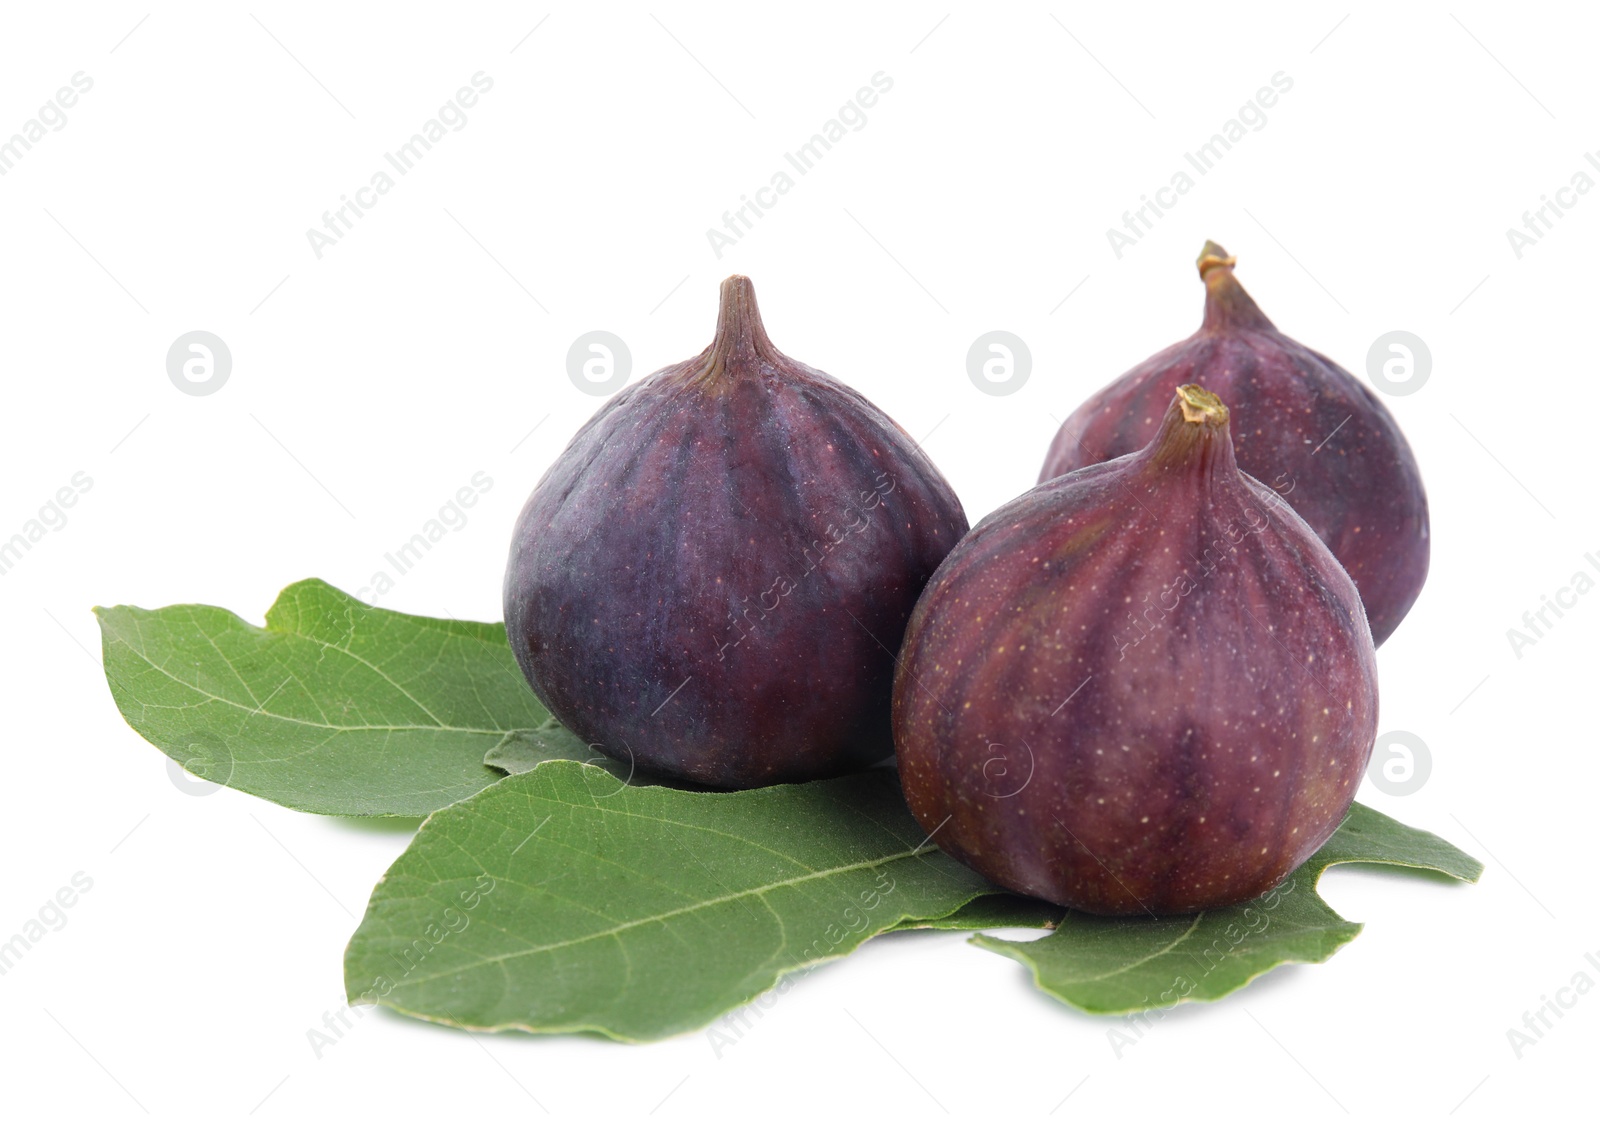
[504,275,968,788]
[1041,242,1428,646]
[895,385,1378,915]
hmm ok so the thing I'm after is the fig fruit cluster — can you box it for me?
[505,250,1426,915]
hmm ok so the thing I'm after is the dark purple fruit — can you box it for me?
[1041,241,1428,646]
[896,385,1378,915]
[505,275,968,789]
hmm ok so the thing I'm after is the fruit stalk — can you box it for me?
[695,274,780,383]
[1198,241,1274,332]
[1144,384,1237,477]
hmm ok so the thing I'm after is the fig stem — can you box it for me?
[1144,384,1238,476]
[1176,384,1229,426]
[1196,240,1275,333]
[1197,240,1236,278]
[702,275,779,379]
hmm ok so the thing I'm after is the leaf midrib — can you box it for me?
[107,633,509,737]
[376,842,939,991]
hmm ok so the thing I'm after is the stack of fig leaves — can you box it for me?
[96,578,1481,1042]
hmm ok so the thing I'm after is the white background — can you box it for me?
[0,2,1593,1124]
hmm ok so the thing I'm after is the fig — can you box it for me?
[1040,241,1428,646]
[505,275,968,788]
[895,385,1378,915]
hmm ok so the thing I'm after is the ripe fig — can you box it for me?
[895,385,1378,915]
[1040,242,1428,646]
[505,275,968,789]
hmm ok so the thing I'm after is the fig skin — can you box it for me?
[896,385,1378,915]
[1040,242,1428,646]
[504,276,968,789]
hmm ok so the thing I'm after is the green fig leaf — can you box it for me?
[95,579,548,816]
[483,720,664,787]
[344,760,1003,1041]
[483,719,599,775]
[970,802,1482,1014]
[892,893,1061,932]
[98,578,1484,1035]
